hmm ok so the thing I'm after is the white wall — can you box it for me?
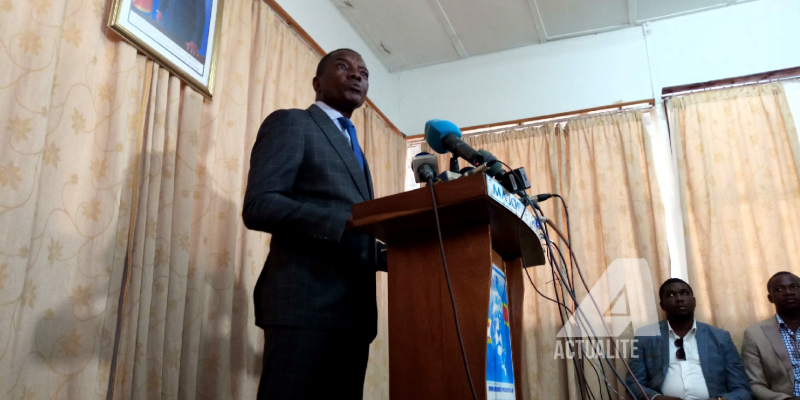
[396,0,800,135]
[645,0,800,93]
[397,27,653,134]
[274,0,401,124]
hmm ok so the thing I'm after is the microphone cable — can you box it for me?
[523,194,646,400]
[426,178,479,400]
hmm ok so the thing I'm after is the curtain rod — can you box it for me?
[663,76,800,98]
[406,105,653,144]
[662,73,800,99]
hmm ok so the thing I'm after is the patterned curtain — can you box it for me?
[422,111,670,399]
[668,83,800,347]
[0,0,406,399]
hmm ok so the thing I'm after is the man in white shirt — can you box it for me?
[627,278,752,400]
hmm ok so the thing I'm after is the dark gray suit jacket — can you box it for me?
[243,104,386,342]
[627,320,753,400]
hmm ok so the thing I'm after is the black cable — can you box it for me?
[426,178,479,400]
[493,162,626,399]
[549,244,612,400]
[522,195,641,400]
[554,194,576,293]
[542,217,650,400]
[517,194,591,400]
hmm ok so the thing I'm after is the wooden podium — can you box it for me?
[352,173,546,400]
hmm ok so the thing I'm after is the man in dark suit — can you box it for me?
[626,278,752,400]
[243,48,386,399]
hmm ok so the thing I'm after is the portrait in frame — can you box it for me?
[108,0,223,98]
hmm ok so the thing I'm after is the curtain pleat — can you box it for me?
[669,83,800,347]
[0,0,405,399]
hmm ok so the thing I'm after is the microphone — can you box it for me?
[411,152,439,183]
[424,120,485,166]
[477,149,531,194]
[478,149,503,178]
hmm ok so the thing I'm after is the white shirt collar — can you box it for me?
[315,101,345,122]
[667,319,697,338]
[314,101,351,144]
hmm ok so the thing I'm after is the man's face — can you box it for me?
[313,50,369,113]
[660,282,696,319]
[769,274,800,312]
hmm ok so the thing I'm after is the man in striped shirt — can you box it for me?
[742,272,800,400]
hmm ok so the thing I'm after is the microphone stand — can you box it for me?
[449,155,460,173]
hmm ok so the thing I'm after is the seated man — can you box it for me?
[742,271,800,400]
[627,278,752,400]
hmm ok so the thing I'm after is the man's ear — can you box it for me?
[768,293,774,304]
[312,76,320,93]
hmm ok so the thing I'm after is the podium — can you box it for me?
[352,173,546,400]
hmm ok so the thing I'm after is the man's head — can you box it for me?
[659,278,696,320]
[768,271,800,314]
[312,49,368,117]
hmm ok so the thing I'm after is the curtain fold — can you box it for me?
[668,83,800,346]
[0,0,148,397]
[1,0,405,399]
[422,111,670,400]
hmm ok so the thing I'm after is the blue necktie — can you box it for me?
[337,117,365,171]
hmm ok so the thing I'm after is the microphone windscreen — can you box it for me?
[424,119,461,154]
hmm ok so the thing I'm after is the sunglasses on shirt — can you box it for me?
[675,338,686,361]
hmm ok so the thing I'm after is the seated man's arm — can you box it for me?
[720,330,754,400]
[741,329,790,400]
[243,111,350,241]
[627,337,663,400]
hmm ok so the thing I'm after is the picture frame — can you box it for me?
[108,0,224,98]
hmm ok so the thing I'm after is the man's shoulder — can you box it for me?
[696,321,734,341]
[265,107,312,122]
[744,316,776,336]
[633,320,665,338]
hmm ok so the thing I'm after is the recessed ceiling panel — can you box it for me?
[636,0,727,22]
[334,0,460,70]
[437,0,540,56]
[534,0,629,38]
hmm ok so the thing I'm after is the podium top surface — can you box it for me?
[352,174,546,266]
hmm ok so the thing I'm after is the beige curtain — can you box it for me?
[668,83,800,346]
[0,0,146,397]
[422,111,670,400]
[0,0,405,399]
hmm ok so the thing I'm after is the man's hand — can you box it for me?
[186,41,199,57]
[156,10,163,24]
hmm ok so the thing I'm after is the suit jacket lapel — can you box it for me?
[660,320,670,376]
[307,105,370,200]
[364,158,374,200]
[695,323,711,381]
[762,318,794,379]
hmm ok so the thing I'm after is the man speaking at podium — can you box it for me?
[243,48,387,399]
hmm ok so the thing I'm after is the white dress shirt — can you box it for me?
[659,320,710,400]
[315,101,351,146]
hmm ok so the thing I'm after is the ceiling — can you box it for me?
[331,0,757,71]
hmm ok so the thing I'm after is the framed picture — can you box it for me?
[108,0,223,98]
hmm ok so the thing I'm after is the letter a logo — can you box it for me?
[557,259,660,338]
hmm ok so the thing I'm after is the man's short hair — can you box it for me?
[316,48,360,78]
[767,271,799,291]
[659,278,693,300]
